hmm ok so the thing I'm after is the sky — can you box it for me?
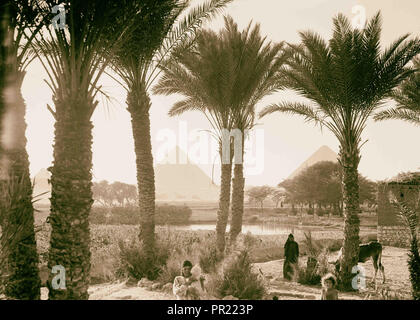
[22,0,420,187]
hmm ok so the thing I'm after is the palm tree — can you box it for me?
[260,12,420,290]
[154,16,288,252]
[374,57,420,125]
[0,0,45,300]
[108,0,233,260]
[30,0,152,299]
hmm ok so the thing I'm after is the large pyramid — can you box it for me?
[288,145,338,179]
[155,147,219,201]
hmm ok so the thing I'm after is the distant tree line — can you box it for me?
[92,181,138,207]
[91,180,192,225]
[246,186,286,213]
[279,161,377,216]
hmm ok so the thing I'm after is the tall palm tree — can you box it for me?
[108,0,233,260]
[226,19,289,246]
[30,0,151,300]
[0,0,45,300]
[154,16,288,252]
[260,12,420,290]
[374,57,420,125]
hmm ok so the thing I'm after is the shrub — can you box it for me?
[117,236,170,280]
[247,215,260,223]
[215,250,266,300]
[90,204,192,225]
[198,238,222,274]
[158,253,185,285]
[298,232,334,286]
[155,205,192,225]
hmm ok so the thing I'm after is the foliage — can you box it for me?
[92,180,137,207]
[280,161,377,214]
[213,249,266,299]
[298,232,333,286]
[391,198,420,300]
[375,57,420,126]
[89,204,192,225]
[117,236,171,281]
[198,236,223,273]
[0,175,41,299]
[246,186,274,212]
[271,188,286,208]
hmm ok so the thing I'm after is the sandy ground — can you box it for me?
[254,246,411,300]
[38,246,411,300]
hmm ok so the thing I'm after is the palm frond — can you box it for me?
[374,108,420,125]
[259,102,325,126]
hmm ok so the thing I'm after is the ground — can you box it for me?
[38,246,411,300]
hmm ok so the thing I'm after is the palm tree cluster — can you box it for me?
[0,0,419,300]
[154,16,290,252]
[0,0,233,300]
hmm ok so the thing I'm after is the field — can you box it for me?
[30,204,414,300]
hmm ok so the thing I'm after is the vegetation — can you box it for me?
[280,161,377,216]
[260,12,420,290]
[90,205,192,225]
[297,232,332,286]
[92,181,137,207]
[30,0,161,300]
[0,0,47,300]
[375,57,420,126]
[154,16,289,251]
[246,186,275,213]
[388,173,420,300]
[209,249,266,299]
[106,0,233,267]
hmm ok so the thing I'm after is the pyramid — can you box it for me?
[155,147,219,201]
[288,145,338,179]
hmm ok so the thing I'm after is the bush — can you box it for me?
[198,238,223,274]
[247,215,260,223]
[155,205,192,225]
[117,236,170,280]
[213,250,266,300]
[298,232,334,286]
[158,252,185,285]
[90,204,192,225]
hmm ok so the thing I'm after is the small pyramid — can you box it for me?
[288,145,338,179]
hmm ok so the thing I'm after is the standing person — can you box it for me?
[283,234,299,280]
[320,273,339,300]
[173,260,205,300]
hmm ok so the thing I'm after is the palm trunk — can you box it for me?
[47,97,94,300]
[0,72,41,299]
[229,162,244,246]
[127,88,155,261]
[215,162,232,253]
[338,148,361,291]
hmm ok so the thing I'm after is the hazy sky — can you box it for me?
[22,0,420,186]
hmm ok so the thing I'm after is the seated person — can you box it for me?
[173,260,206,300]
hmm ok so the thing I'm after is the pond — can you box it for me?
[171,222,334,236]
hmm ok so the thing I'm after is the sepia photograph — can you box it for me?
[0,0,419,309]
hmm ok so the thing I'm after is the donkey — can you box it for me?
[334,241,385,288]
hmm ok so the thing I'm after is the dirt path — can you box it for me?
[253,246,411,300]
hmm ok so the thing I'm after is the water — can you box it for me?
[171,222,326,236]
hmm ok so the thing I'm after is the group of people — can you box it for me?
[172,233,338,300]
